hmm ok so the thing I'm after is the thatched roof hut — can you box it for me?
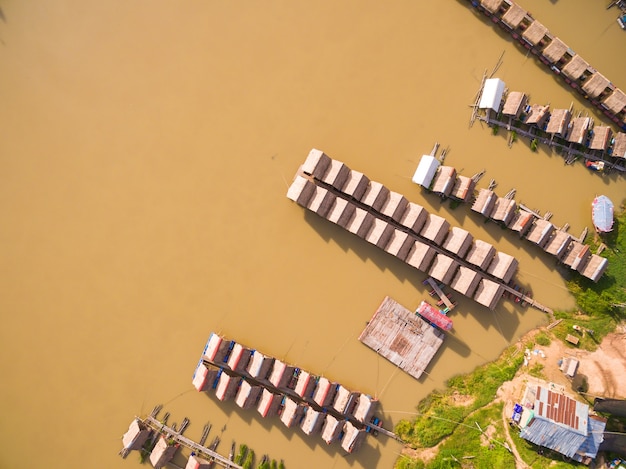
[150,435,179,469]
[405,240,437,272]
[472,188,497,217]
[320,159,351,190]
[342,170,370,200]
[502,91,528,118]
[257,388,282,418]
[294,370,316,400]
[442,227,474,258]
[226,343,252,373]
[580,254,608,282]
[501,3,527,29]
[473,278,505,310]
[365,218,395,249]
[543,230,572,259]
[361,181,390,211]
[235,380,263,410]
[268,360,296,390]
[542,38,568,64]
[313,377,338,407]
[353,394,378,423]
[215,370,240,401]
[429,253,460,285]
[420,213,450,245]
[300,407,325,435]
[346,207,375,239]
[333,385,359,414]
[490,197,517,225]
[525,218,555,247]
[612,132,626,159]
[325,197,356,228]
[306,186,337,218]
[450,174,476,202]
[246,351,275,382]
[321,415,344,445]
[286,175,316,207]
[280,397,306,428]
[562,55,589,81]
[589,126,613,151]
[302,149,331,179]
[481,0,504,14]
[507,210,535,236]
[566,117,591,144]
[486,251,518,283]
[450,266,482,297]
[399,202,428,234]
[525,104,550,127]
[186,454,213,469]
[341,422,366,454]
[562,242,590,272]
[465,239,496,271]
[122,418,151,452]
[602,89,626,115]
[380,191,409,222]
[384,229,415,261]
[193,362,219,392]
[522,21,548,46]
[582,73,610,99]
[431,166,457,197]
[545,109,571,136]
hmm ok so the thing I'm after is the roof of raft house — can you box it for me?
[307,186,336,218]
[545,109,571,136]
[325,197,356,229]
[562,55,590,80]
[507,210,535,236]
[320,160,350,191]
[412,154,440,188]
[603,89,626,115]
[300,408,324,435]
[365,218,395,248]
[525,218,555,247]
[473,278,505,310]
[524,104,550,126]
[582,73,610,99]
[542,38,569,64]
[502,91,528,118]
[480,0,504,14]
[465,239,496,271]
[486,251,518,283]
[341,422,366,454]
[471,188,497,217]
[562,241,591,272]
[150,435,179,469]
[384,229,414,261]
[380,191,409,222]
[405,240,437,272]
[543,230,572,259]
[612,132,626,158]
[431,166,457,197]
[450,174,475,202]
[580,254,609,283]
[301,149,331,179]
[286,175,316,207]
[399,202,428,233]
[342,170,370,200]
[521,20,548,46]
[442,226,474,258]
[280,397,305,428]
[490,197,517,225]
[450,266,482,297]
[186,454,213,469]
[321,415,344,444]
[420,213,450,245]
[566,117,591,144]
[347,207,375,238]
[589,126,613,151]
[478,78,506,113]
[501,3,527,29]
[360,180,390,211]
[428,253,460,285]
[353,394,377,423]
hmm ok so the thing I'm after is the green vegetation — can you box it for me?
[510,130,517,142]
[235,444,249,464]
[243,448,255,469]
[528,362,544,379]
[530,138,538,152]
[492,125,499,135]
[534,332,551,346]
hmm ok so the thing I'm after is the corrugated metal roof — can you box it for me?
[574,416,606,461]
[520,417,586,458]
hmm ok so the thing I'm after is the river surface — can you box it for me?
[0,1,625,468]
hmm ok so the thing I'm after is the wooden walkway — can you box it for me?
[425,278,455,310]
[358,296,445,380]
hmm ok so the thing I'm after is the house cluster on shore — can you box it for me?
[287,149,528,310]
[477,77,626,173]
[467,0,626,131]
[192,332,381,454]
[413,154,608,283]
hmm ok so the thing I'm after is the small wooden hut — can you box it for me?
[313,377,338,407]
[473,278,505,310]
[150,436,179,469]
[360,181,390,211]
[268,360,296,390]
[306,186,337,218]
[521,20,548,47]
[186,455,213,469]
[561,242,590,273]
[471,188,497,217]
[507,210,535,237]
[353,394,378,423]
[346,207,375,239]
[257,388,282,418]
[321,415,344,445]
[449,266,482,297]
[192,362,219,392]
[399,202,428,234]
[612,132,626,159]
[501,3,527,29]
[490,197,517,226]
[280,397,306,428]
[380,191,409,222]
[502,91,528,118]
[566,117,591,144]
[465,239,496,271]
[582,73,611,99]
[545,109,571,136]
[342,170,370,200]
[204,333,232,363]
[364,218,395,249]
[226,343,252,373]
[450,174,476,202]
[419,213,450,245]
[580,254,608,282]
[524,104,550,127]
[588,126,613,151]
[562,55,589,81]
[430,166,457,197]
[294,370,316,401]
[301,149,331,179]
[543,230,572,259]
[405,240,437,272]
[286,174,316,207]
[442,226,474,258]
[122,418,151,452]
[384,230,415,261]
[412,154,440,188]
[215,371,240,401]
[246,351,275,382]
[333,385,359,414]
[428,253,460,285]
[320,159,351,191]
[325,197,356,228]
[300,407,325,435]
[341,422,366,454]
[542,37,568,64]
[480,0,504,14]
[525,219,555,247]
[486,251,518,283]
[602,89,626,117]
[235,380,263,410]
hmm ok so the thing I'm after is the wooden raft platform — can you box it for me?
[358,296,445,380]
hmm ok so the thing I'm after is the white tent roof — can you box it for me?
[478,78,506,112]
[412,154,440,188]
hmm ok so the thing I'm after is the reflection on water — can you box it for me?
[0,1,624,468]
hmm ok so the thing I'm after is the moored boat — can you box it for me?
[592,195,614,233]
[415,301,453,331]
[585,159,605,172]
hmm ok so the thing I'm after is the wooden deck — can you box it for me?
[358,296,445,380]
[425,277,455,310]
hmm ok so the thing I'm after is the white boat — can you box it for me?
[592,195,614,233]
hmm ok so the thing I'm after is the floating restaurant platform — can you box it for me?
[358,296,445,380]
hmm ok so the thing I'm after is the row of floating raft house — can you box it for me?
[469,0,626,131]
[192,333,379,453]
[287,149,522,310]
[479,77,626,161]
[413,154,608,282]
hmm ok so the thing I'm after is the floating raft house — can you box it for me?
[359,296,445,380]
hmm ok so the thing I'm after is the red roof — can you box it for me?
[416,301,453,331]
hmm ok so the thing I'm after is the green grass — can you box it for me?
[534,332,551,346]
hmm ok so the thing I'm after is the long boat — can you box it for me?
[592,195,614,233]
[415,300,453,331]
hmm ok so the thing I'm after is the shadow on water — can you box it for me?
[0,7,5,23]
